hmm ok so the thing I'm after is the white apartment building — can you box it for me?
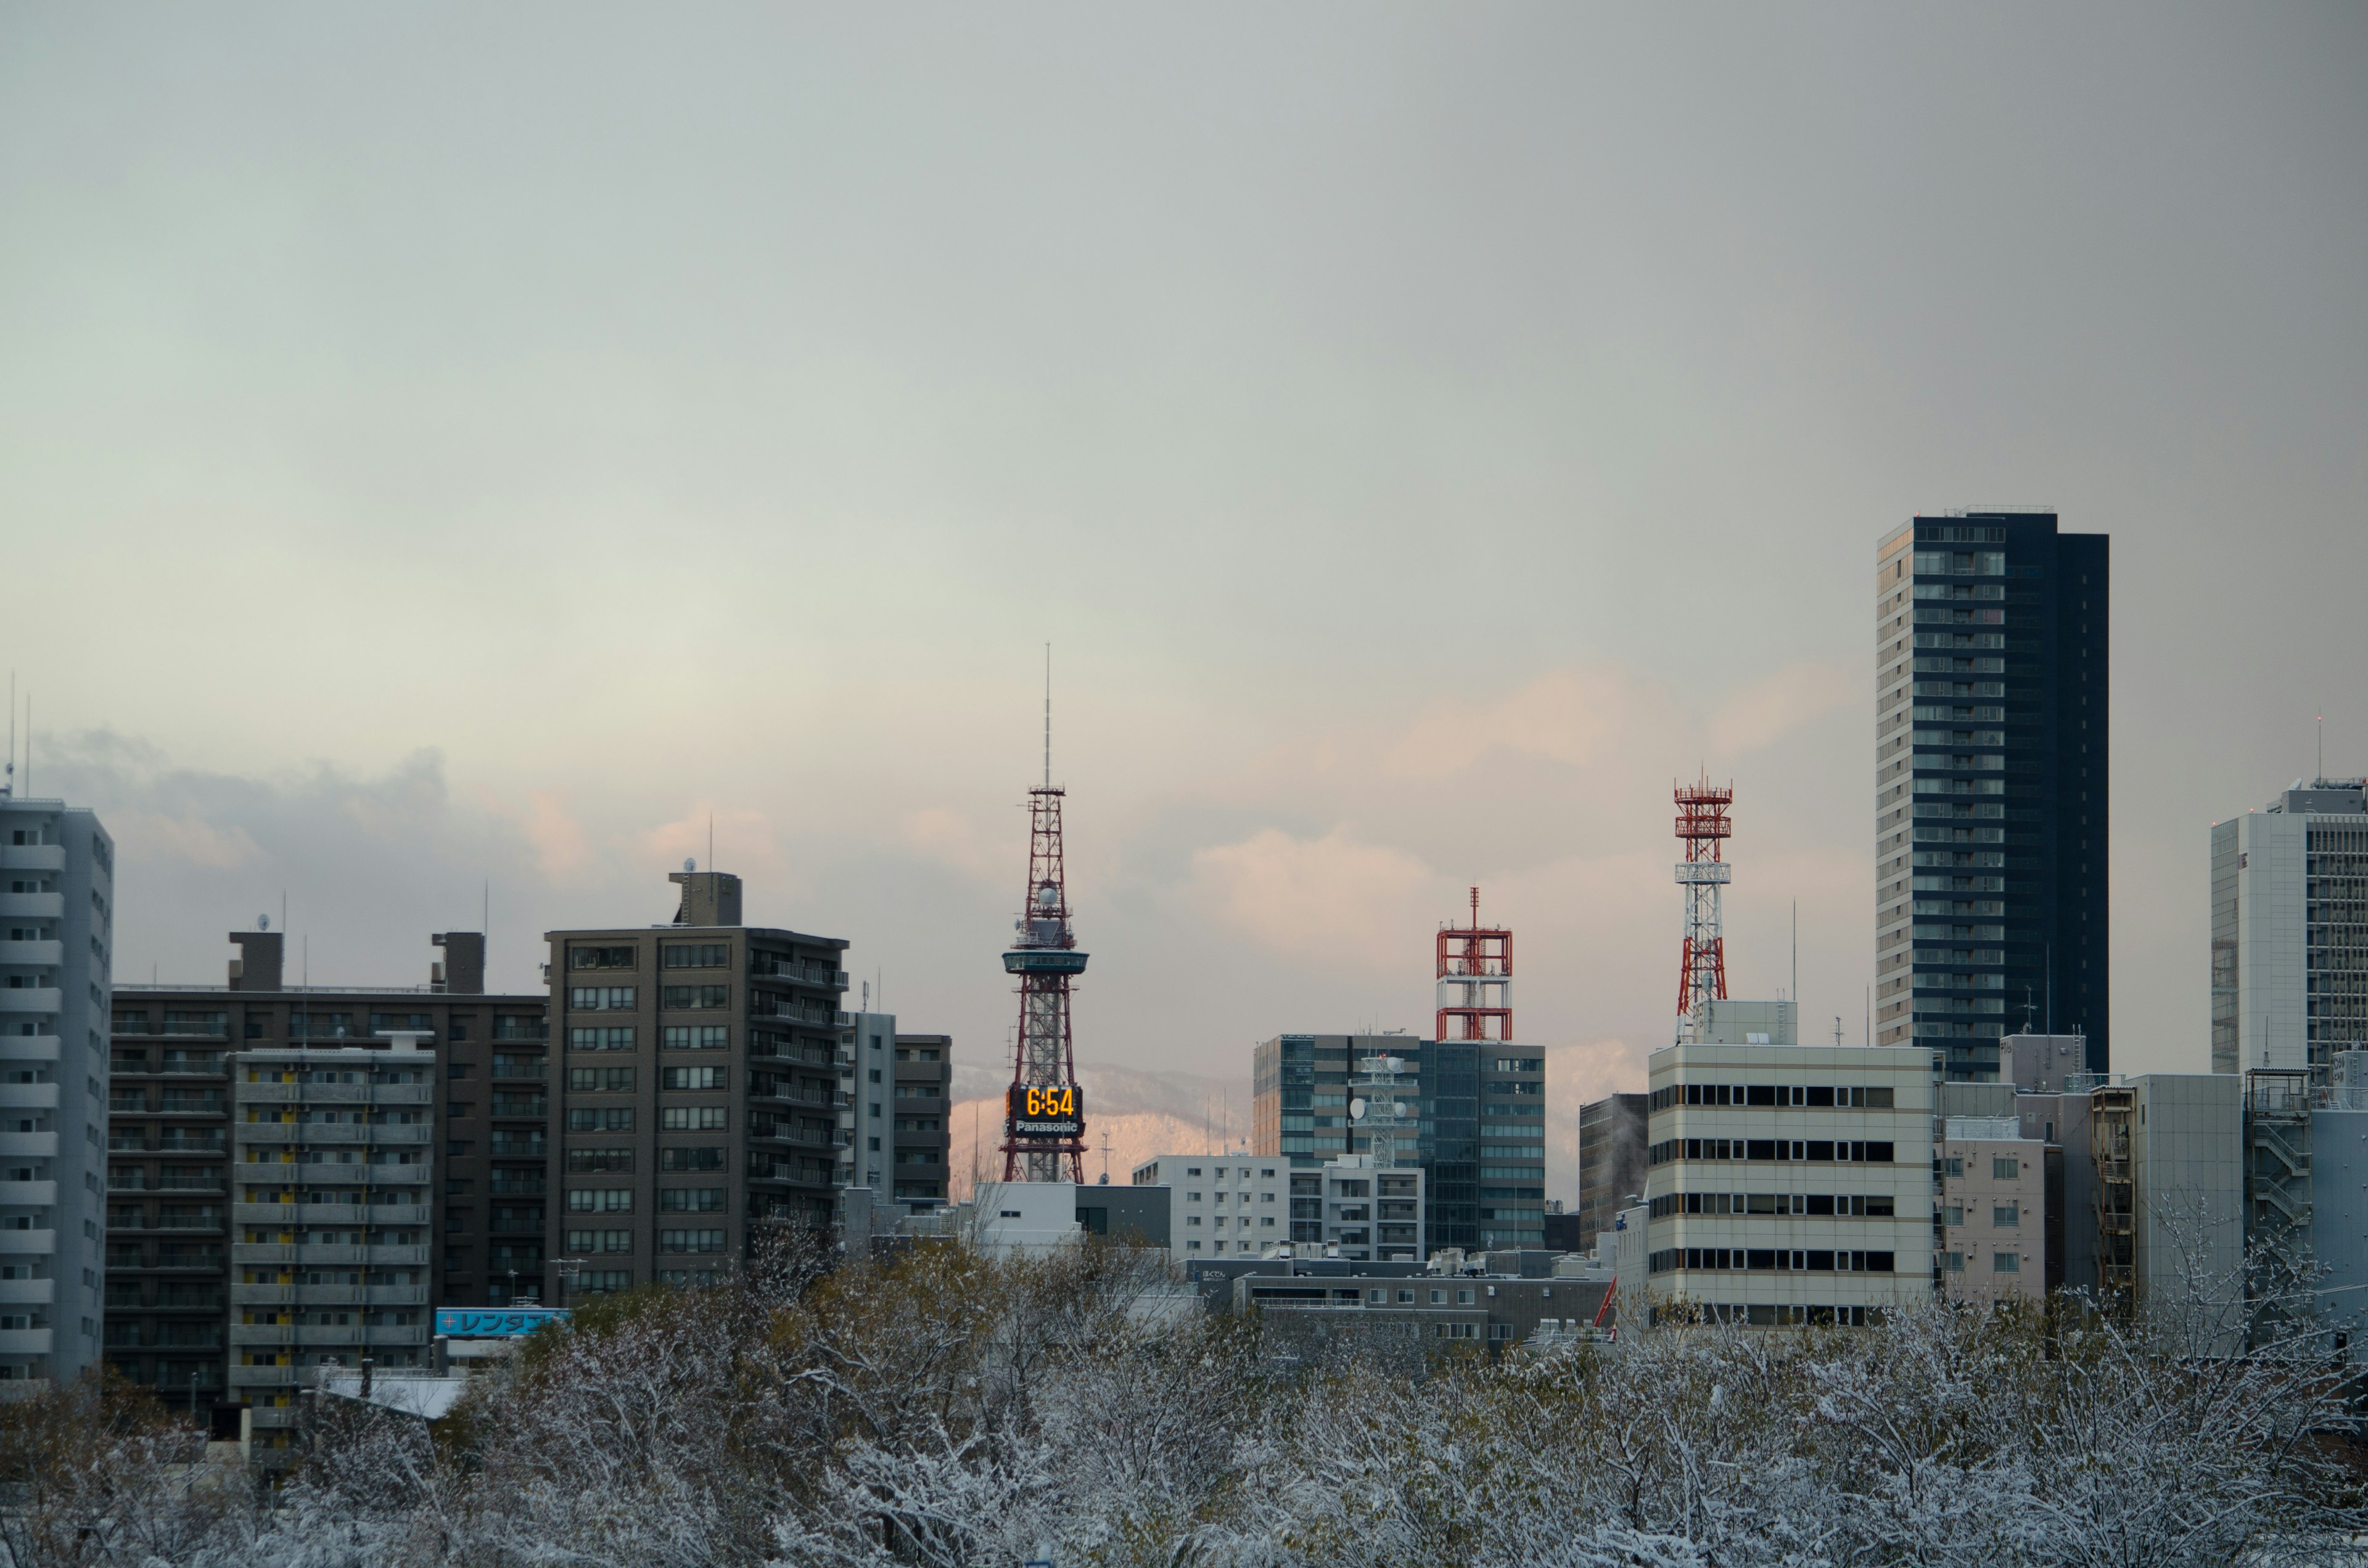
[229,1045,435,1458]
[1642,1043,1934,1326]
[1935,1116,2045,1304]
[2211,778,2368,1083]
[1129,1152,1427,1262]
[1132,1154,1287,1257]
[1,795,113,1389]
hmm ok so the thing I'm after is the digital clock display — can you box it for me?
[1006,1082,1084,1140]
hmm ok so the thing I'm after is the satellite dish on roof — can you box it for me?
[684,858,697,873]
[1349,1098,1368,1120]
[258,914,270,931]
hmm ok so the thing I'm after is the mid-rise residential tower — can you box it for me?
[2210,778,2368,1084]
[0,795,112,1390]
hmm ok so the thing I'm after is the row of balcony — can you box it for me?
[231,1202,430,1225]
[231,1284,427,1307]
[232,1125,432,1146]
[232,1159,431,1182]
[229,1324,429,1347]
[232,1244,430,1266]
[236,1083,433,1106]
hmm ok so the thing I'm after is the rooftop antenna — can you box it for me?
[3,670,14,798]
[2319,713,2325,784]
[1043,642,1052,787]
[1833,1014,1843,1048]
[1790,898,1797,1006]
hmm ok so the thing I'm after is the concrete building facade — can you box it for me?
[229,1043,436,1459]
[1935,1116,2045,1304]
[103,931,545,1430]
[1642,1044,1934,1326]
[545,869,848,1299]
[2210,779,2368,1084]
[0,795,113,1391]
[890,1034,952,1212]
[1132,1154,1288,1258]
[1876,514,2110,1081]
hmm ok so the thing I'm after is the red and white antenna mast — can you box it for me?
[1435,885,1511,1041]
[1000,649,1087,1183]
[1674,776,1733,1041]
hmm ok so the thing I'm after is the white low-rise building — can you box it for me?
[1130,1155,1287,1258]
[1643,1043,1934,1327]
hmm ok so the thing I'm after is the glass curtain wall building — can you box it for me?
[1875,513,2109,1081]
[1252,1033,1541,1252]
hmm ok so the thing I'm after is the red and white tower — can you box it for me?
[1674,777,1733,1040]
[1436,887,1511,1041]
[999,668,1087,1183]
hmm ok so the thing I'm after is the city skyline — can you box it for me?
[6,7,2368,1209]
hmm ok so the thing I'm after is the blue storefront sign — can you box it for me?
[434,1307,572,1337]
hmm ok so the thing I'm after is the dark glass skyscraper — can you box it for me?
[1875,513,2108,1080]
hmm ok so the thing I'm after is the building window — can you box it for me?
[570,947,636,971]
[662,1026,730,1050]
[658,1228,726,1254]
[566,1149,633,1174]
[660,1147,725,1172]
[1992,1157,2018,1180]
[1992,1204,2018,1226]
[575,1270,630,1295]
[569,1027,635,1051]
[568,988,636,1012]
[660,1107,727,1131]
[567,1109,633,1133]
[660,944,730,970]
[661,985,730,1011]
[662,1066,726,1091]
[565,1229,631,1254]
[1992,1252,2020,1273]
[567,1189,632,1213]
[659,1189,725,1212]
[569,1068,633,1092]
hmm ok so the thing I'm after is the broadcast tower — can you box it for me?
[1000,657,1088,1183]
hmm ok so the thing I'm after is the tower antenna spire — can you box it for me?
[1044,643,1052,789]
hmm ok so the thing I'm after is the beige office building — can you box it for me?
[1934,1116,2044,1304]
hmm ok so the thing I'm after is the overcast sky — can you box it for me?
[5,6,2364,1193]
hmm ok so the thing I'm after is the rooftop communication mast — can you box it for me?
[1436,887,1511,1041]
[1674,776,1734,1041]
[1000,653,1087,1183]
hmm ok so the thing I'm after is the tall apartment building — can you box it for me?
[1641,1043,1934,1326]
[832,1019,952,1218]
[546,869,847,1299]
[229,1042,435,1459]
[104,929,546,1432]
[837,1011,896,1197]
[890,1035,952,1211]
[1876,512,2109,1081]
[2210,778,2368,1083]
[0,796,113,1390]
[1576,1094,1646,1246]
[1251,1033,1540,1254]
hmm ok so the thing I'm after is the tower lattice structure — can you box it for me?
[1674,777,1733,1040]
[1000,784,1088,1182]
[1435,887,1512,1041]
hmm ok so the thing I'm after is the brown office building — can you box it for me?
[545,869,847,1298]
[103,929,548,1434]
